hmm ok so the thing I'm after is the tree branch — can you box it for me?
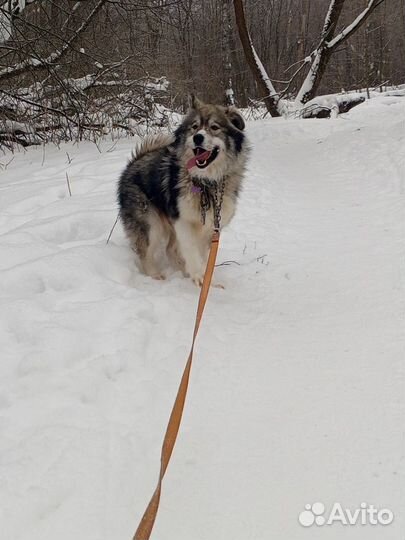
[0,88,81,126]
[294,0,385,106]
[295,0,345,105]
[0,0,107,82]
[327,0,385,49]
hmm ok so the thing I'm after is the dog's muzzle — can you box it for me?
[187,146,219,170]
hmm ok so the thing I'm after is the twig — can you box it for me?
[0,154,14,169]
[215,260,241,267]
[106,214,119,244]
[256,254,268,264]
[94,138,102,154]
[66,171,72,196]
[106,140,118,153]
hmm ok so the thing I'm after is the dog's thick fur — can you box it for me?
[117,96,249,285]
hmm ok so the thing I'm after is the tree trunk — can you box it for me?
[296,0,386,106]
[223,0,235,106]
[233,0,280,117]
[295,0,346,105]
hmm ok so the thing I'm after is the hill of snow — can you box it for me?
[1,95,404,540]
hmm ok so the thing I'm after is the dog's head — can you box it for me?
[174,95,246,179]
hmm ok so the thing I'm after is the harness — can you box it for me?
[190,176,226,229]
[186,148,226,230]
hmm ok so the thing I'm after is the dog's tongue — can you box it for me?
[187,149,211,170]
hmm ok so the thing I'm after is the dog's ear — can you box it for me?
[225,107,245,131]
[189,94,203,110]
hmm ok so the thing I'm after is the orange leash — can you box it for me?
[133,230,220,540]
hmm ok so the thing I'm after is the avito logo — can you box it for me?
[298,502,394,527]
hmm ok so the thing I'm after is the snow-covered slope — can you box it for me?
[1,96,404,540]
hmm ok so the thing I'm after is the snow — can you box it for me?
[1,95,404,540]
[289,86,404,118]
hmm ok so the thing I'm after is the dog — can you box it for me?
[117,95,249,286]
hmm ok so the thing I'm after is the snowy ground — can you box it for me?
[1,95,404,540]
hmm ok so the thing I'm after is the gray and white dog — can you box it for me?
[117,96,249,286]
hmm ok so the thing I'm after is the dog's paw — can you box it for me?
[192,274,204,287]
[151,273,166,281]
[191,274,224,289]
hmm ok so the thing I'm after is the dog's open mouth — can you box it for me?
[188,146,219,170]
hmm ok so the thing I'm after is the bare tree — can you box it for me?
[234,0,387,115]
[0,1,173,148]
[233,0,281,116]
[222,0,236,106]
[296,0,386,105]
[1,0,403,148]
[0,0,108,82]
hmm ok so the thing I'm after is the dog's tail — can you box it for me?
[131,133,174,162]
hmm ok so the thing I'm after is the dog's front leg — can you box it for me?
[174,221,206,286]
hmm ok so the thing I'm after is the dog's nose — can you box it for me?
[193,133,204,146]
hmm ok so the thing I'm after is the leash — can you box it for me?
[132,155,224,540]
[133,229,220,540]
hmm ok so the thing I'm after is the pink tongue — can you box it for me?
[186,150,211,170]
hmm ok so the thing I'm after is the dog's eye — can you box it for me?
[211,124,220,131]
[192,123,199,130]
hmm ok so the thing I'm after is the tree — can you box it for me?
[1,0,402,148]
[296,0,386,105]
[0,1,172,148]
[0,0,108,82]
[233,0,386,116]
[233,0,280,116]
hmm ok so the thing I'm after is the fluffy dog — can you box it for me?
[117,96,249,285]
